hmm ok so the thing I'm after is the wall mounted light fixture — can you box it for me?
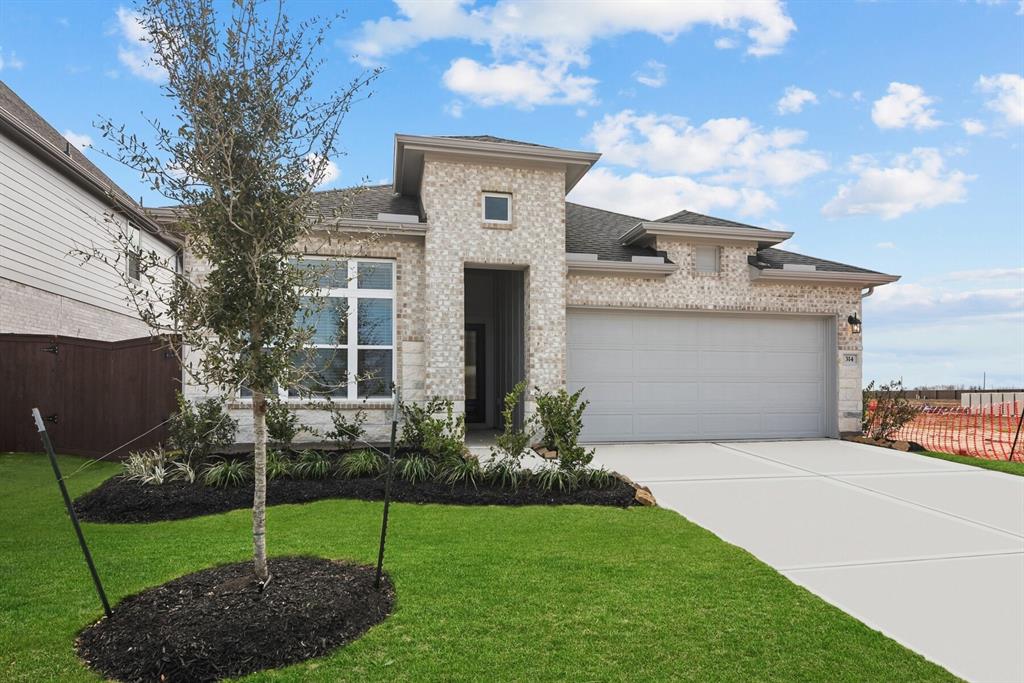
[847,313,862,334]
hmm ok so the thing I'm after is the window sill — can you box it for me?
[482,222,515,231]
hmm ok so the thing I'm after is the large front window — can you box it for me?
[288,257,395,401]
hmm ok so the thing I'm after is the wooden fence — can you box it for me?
[0,334,180,458]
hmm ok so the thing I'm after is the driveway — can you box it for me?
[593,439,1024,683]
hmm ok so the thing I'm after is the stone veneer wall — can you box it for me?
[0,276,150,340]
[566,240,865,433]
[418,157,568,417]
[182,233,426,443]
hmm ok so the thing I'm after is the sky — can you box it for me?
[0,0,1022,388]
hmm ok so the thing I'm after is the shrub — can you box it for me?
[265,397,303,446]
[327,408,367,447]
[201,458,253,488]
[534,387,588,452]
[167,393,237,466]
[440,454,482,489]
[578,466,615,490]
[401,397,465,461]
[554,435,595,472]
[266,449,294,481]
[293,449,335,480]
[396,454,435,484]
[490,380,537,465]
[169,460,198,484]
[339,449,383,479]
[123,448,172,485]
[534,464,577,493]
[864,379,921,440]
[483,459,530,491]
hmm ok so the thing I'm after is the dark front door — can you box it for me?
[464,324,485,424]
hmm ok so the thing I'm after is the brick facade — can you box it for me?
[0,276,150,341]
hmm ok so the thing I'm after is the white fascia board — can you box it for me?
[310,215,429,237]
[751,268,900,288]
[620,221,793,248]
[567,259,678,277]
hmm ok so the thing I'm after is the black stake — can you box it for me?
[1009,402,1024,463]
[375,388,400,590]
[32,407,112,618]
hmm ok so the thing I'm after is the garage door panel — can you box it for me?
[568,309,832,442]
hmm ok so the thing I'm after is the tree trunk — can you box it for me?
[251,391,270,585]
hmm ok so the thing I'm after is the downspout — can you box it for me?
[861,286,875,299]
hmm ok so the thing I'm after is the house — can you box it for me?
[187,133,898,444]
[0,82,180,455]
[0,81,179,339]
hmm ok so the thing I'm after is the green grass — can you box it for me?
[919,450,1024,477]
[0,453,956,682]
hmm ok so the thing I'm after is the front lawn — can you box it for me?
[919,450,1024,477]
[0,452,955,682]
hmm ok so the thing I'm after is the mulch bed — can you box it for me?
[76,556,394,682]
[75,474,637,523]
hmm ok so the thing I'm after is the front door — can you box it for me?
[465,324,486,424]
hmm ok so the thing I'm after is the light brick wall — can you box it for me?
[567,240,865,433]
[418,157,567,417]
[181,233,426,443]
[0,276,150,341]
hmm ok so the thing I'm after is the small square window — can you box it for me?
[695,245,720,274]
[482,193,511,223]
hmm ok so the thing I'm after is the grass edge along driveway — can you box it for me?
[920,449,1024,477]
[0,453,957,682]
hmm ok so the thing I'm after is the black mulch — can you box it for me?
[76,556,394,683]
[75,474,637,523]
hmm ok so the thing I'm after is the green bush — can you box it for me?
[534,464,577,493]
[401,397,466,461]
[483,459,530,491]
[339,449,383,479]
[293,449,335,480]
[490,380,536,463]
[266,449,294,481]
[534,387,588,452]
[169,460,198,484]
[201,458,252,488]
[440,454,482,489]
[578,466,615,490]
[396,454,435,484]
[327,408,367,447]
[123,448,172,485]
[265,397,302,446]
[167,392,237,466]
[863,379,921,440]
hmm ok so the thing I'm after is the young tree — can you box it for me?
[85,0,379,585]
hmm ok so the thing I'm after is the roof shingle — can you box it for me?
[309,184,421,221]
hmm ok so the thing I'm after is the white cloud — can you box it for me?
[443,57,597,108]
[354,1,795,108]
[823,148,973,220]
[306,153,340,188]
[634,60,667,88]
[871,82,941,130]
[867,281,1023,323]
[714,37,737,50]
[569,167,776,219]
[977,73,1024,126]
[114,7,165,82]
[62,130,93,151]
[851,90,864,102]
[587,110,828,187]
[0,47,24,71]
[961,118,987,135]
[876,241,896,249]
[947,266,1024,281]
[776,86,818,114]
[444,100,464,118]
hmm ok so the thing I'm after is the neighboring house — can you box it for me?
[0,81,179,340]
[185,134,898,444]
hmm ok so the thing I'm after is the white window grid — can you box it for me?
[240,257,396,403]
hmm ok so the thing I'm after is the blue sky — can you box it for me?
[1,0,1022,388]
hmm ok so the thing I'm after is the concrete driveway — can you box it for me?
[593,439,1024,682]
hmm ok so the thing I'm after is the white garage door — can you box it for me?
[567,309,835,442]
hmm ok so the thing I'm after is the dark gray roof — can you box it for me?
[438,134,555,149]
[750,247,883,274]
[655,209,775,232]
[565,202,661,262]
[309,184,421,221]
[0,80,134,206]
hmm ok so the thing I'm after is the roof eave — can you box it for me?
[309,215,430,237]
[0,105,176,249]
[621,221,794,248]
[393,133,601,195]
[567,259,678,278]
[751,268,901,288]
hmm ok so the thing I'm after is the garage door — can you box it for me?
[567,309,835,442]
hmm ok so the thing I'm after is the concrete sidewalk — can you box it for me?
[593,440,1024,682]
